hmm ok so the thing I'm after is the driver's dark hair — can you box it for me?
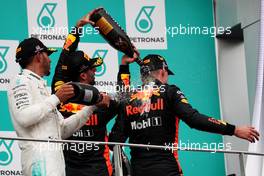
[18,56,34,69]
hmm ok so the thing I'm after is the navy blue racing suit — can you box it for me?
[51,27,124,176]
[109,65,235,176]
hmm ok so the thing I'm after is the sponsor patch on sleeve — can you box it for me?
[121,74,130,86]
[12,80,31,110]
[54,81,65,92]
[180,98,188,104]
[63,34,76,51]
[176,90,188,104]
[208,118,227,125]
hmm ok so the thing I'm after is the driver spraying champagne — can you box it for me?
[51,9,138,176]
[109,54,260,176]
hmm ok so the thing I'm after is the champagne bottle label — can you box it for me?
[96,17,114,35]
[83,89,93,103]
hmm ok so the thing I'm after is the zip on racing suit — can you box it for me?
[8,69,96,176]
[51,27,127,176]
[109,65,236,176]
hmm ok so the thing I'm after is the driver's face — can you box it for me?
[80,67,97,85]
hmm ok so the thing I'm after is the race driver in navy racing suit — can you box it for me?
[109,54,260,176]
[51,10,137,176]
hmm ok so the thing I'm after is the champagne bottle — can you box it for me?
[90,8,143,65]
[67,82,102,105]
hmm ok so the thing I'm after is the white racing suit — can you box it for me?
[8,69,96,176]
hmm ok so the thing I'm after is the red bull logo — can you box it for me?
[85,114,98,126]
[126,98,164,116]
[130,87,160,102]
[59,103,85,113]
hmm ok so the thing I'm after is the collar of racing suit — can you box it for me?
[143,79,165,87]
[22,69,47,86]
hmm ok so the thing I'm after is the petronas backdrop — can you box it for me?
[0,0,224,175]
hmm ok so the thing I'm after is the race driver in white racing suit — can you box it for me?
[8,37,109,175]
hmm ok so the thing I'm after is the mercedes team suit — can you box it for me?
[8,69,95,176]
[52,27,126,176]
[109,66,236,176]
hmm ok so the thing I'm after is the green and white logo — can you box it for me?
[0,40,20,90]
[27,0,68,46]
[125,1,167,49]
[92,49,108,77]
[0,140,14,166]
[0,46,9,74]
[37,3,57,29]
[135,6,155,33]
